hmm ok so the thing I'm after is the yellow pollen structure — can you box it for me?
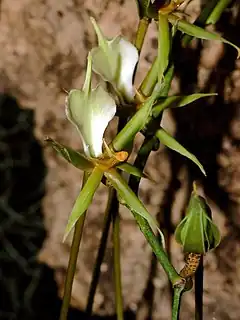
[94,144,128,171]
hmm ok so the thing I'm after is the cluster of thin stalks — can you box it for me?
[58,1,237,319]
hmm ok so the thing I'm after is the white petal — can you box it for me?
[66,87,116,158]
[90,18,138,103]
[114,38,139,102]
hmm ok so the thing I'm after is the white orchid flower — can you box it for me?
[65,54,116,158]
[90,17,138,104]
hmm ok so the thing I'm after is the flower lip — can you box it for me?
[65,54,116,158]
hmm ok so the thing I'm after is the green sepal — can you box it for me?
[63,167,104,241]
[155,128,206,176]
[175,191,221,253]
[116,162,149,179]
[168,14,240,58]
[104,169,159,232]
[152,93,217,118]
[45,137,94,171]
[205,216,221,250]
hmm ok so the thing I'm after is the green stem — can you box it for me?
[133,17,150,87]
[172,285,184,320]
[112,201,123,320]
[135,17,150,53]
[59,173,89,320]
[133,213,181,284]
[158,12,171,83]
[139,57,158,97]
[86,188,117,315]
[129,64,180,284]
[206,0,232,25]
[195,256,204,320]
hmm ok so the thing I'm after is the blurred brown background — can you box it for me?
[0,0,240,319]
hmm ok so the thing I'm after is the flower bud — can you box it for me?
[175,189,221,254]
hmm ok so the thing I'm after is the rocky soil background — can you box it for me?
[0,0,240,319]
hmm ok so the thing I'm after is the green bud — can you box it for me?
[175,187,221,253]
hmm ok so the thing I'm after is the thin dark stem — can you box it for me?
[112,201,123,320]
[86,188,117,316]
[59,173,89,320]
[195,255,204,320]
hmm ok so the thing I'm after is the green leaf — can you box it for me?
[155,128,206,176]
[152,93,217,118]
[45,137,94,171]
[158,12,171,83]
[63,167,103,241]
[116,162,149,179]
[104,169,159,232]
[168,14,240,58]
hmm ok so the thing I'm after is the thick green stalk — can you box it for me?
[59,173,89,320]
[158,12,171,83]
[86,188,117,315]
[112,201,123,320]
[172,285,184,320]
[139,57,158,97]
[112,92,157,152]
[112,63,174,153]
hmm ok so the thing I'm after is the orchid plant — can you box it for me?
[46,1,239,320]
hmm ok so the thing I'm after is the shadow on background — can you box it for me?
[0,94,136,320]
